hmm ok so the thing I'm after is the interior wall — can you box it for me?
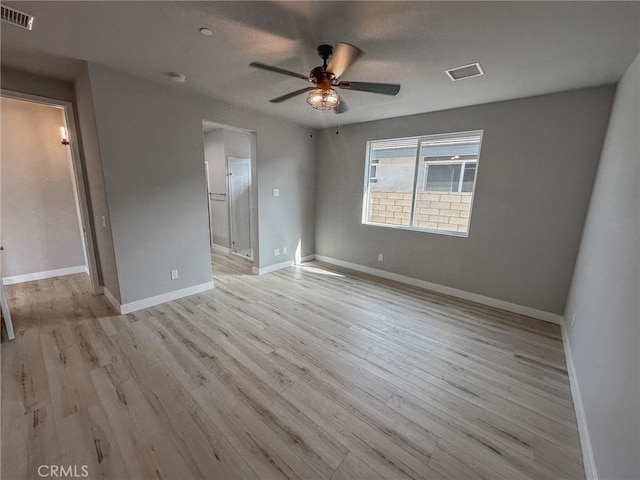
[315,86,614,315]
[1,67,75,103]
[203,129,229,248]
[563,55,639,480]
[86,62,316,305]
[74,63,120,301]
[0,97,85,278]
[224,129,251,158]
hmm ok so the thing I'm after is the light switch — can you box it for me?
[273,188,280,197]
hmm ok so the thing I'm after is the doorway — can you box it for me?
[202,121,257,277]
[0,91,99,335]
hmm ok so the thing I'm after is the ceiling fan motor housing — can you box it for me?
[310,66,334,89]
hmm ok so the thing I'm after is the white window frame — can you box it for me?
[370,159,379,183]
[362,130,483,237]
[422,159,477,193]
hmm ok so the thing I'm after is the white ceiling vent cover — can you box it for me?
[445,63,484,81]
[1,4,34,30]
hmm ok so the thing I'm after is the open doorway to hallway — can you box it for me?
[1,92,99,339]
[202,120,257,276]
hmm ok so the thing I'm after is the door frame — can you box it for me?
[226,156,253,260]
[1,89,101,295]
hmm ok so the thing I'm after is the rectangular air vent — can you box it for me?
[1,4,34,30]
[445,63,484,81]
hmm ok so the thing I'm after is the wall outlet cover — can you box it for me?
[274,248,280,256]
[378,253,384,261]
[273,188,280,197]
[283,247,287,254]
[170,269,179,280]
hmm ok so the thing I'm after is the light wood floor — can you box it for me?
[1,253,584,480]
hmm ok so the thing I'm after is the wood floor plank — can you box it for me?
[282,379,444,480]
[330,452,385,480]
[1,328,51,424]
[39,327,101,420]
[191,377,324,480]
[1,252,584,479]
[152,305,349,478]
[89,365,194,479]
[55,403,130,479]
[1,404,61,480]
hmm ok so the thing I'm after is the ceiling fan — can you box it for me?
[250,43,401,113]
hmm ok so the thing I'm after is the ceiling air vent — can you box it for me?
[445,63,484,81]
[1,4,34,30]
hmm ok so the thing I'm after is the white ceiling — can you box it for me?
[2,1,638,128]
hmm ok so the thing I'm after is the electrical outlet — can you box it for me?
[170,269,179,280]
[378,253,384,261]
[283,246,287,254]
[571,315,577,328]
[101,216,107,228]
[273,188,280,197]
[274,248,280,256]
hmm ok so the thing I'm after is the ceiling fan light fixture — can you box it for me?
[306,88,341,111]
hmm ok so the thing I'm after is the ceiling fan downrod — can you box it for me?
[317,44,334,69]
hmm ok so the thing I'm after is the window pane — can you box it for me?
[424,164,461,192]
[462,163,476,192]
[412,133,481,234]
[364,131,482,236]
[365,138,417,227]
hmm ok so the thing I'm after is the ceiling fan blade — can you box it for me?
[334,100,348,114]
[326,43,362,79]
[337,81,401,96]
[269,87,315,103]
[250,62,310,81]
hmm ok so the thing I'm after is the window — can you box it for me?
[370,160,379,183]
[363,130,483,236]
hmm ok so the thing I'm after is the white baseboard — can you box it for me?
[106,281,215,314]
[561,321,598,480]
[103,287,121,313]
[313,254,562,324]
[252,254,316,275]
[2,265,88,285]
[211,243,231,254]
[253,259,294,275]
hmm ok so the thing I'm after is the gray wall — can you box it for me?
[564,55,639,480]
[203,129,229,248]
[74,63,120,301]
[1,67,75,102]
[1,97,85,278]
[315,86,614,315]
[225,129,252,159]
[86,63,316,304]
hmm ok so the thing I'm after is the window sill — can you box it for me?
[362,221,469,238]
